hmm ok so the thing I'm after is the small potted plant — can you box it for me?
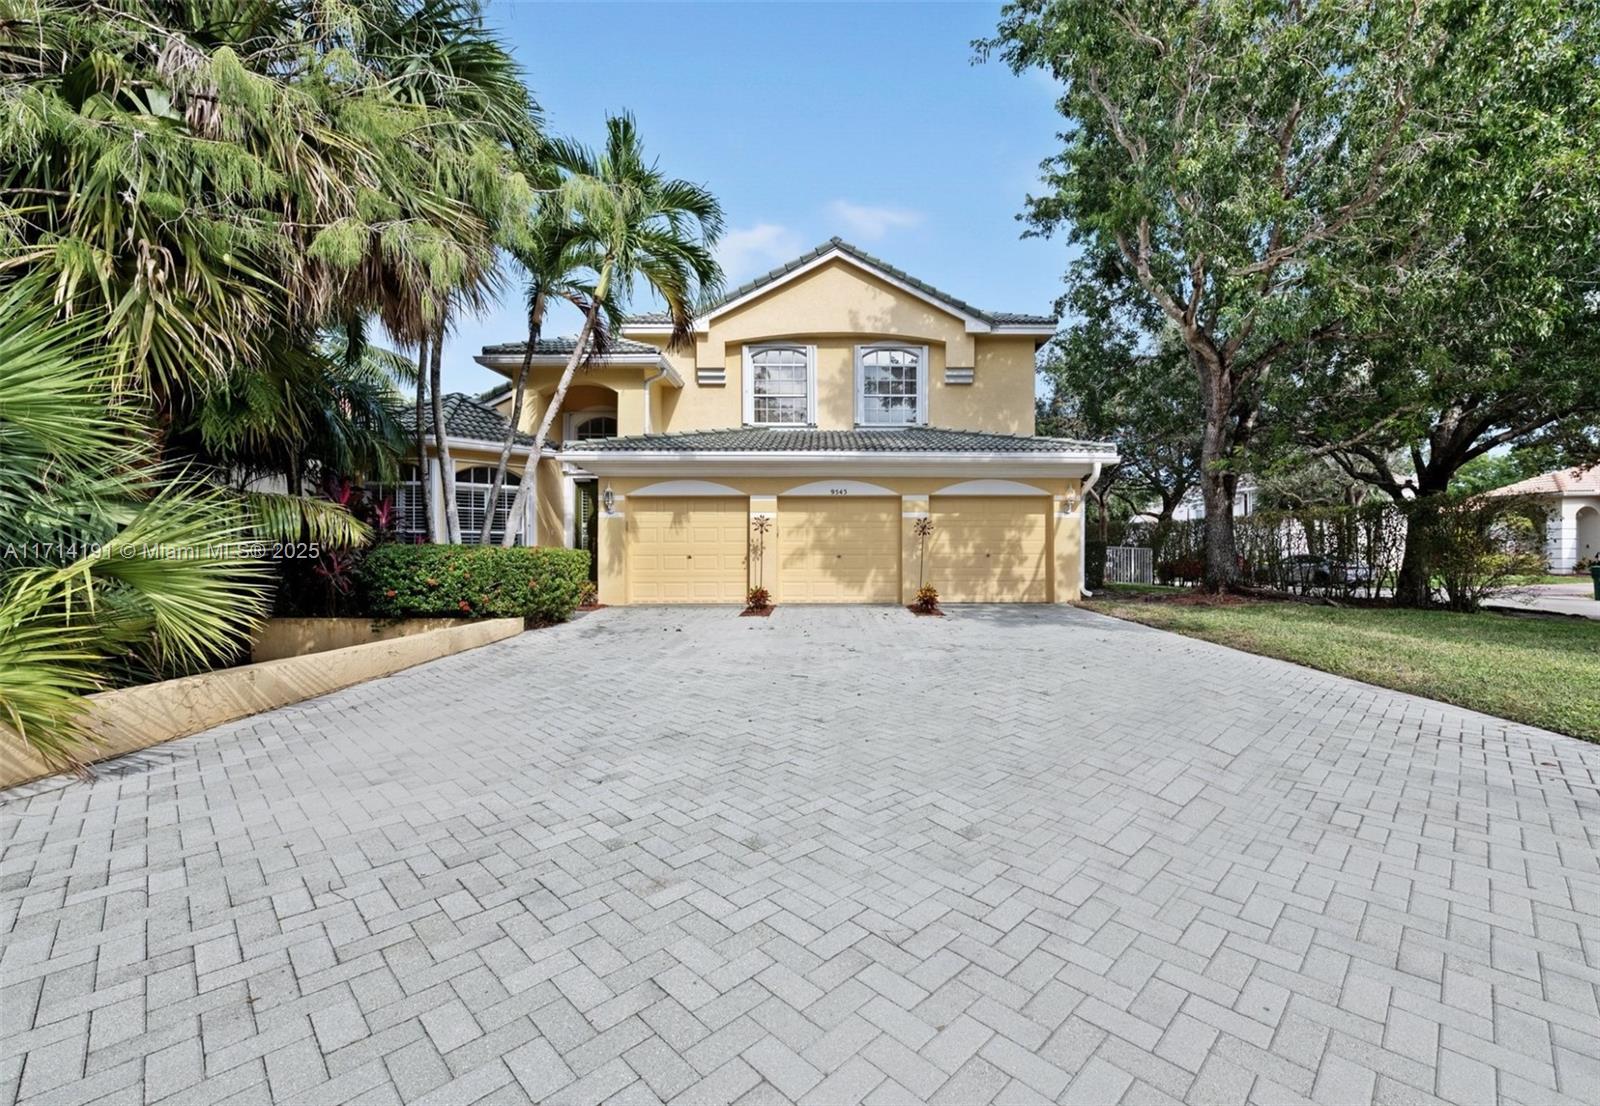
[908,517,943,616]
[742,515,775,616]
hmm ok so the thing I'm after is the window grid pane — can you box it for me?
[860,348,920,425]
[751,347,809,424]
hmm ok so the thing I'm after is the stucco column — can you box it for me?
[596,487,627,606]
[749,495,778,602]
[1053,486,1082,603]
[901,495,929,605]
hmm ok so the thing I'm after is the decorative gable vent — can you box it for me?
[696,366,727,386]
[944,367,975,385]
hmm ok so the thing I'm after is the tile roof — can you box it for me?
[479,336,661,357]
[560,426,1113,455]
[1489,464,1600,497]
[626,238,1057,329]
[400,393,537,447]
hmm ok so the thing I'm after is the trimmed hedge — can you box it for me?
[357,544,590,623]
[1085,540,1107,590]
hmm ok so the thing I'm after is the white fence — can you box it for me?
[1103,545,1154,585]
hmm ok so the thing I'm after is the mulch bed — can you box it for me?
[739,606,775,618]
[907,605,945,617]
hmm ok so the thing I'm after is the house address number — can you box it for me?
[829,487,849,495]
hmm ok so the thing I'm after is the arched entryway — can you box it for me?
[1577,505,1600,565]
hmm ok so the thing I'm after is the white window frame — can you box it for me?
[854,343,929,427]
[742,343,816,427]
[453,465,522,545]
[563,407,619,443]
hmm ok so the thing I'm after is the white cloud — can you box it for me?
[826,200,924,242]
[717,223,805,282]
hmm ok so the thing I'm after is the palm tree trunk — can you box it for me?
[415,336,432,541]
[501,291,604,548]
[428,322,462,544]
[479,293,542,544]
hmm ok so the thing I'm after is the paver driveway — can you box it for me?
[4,606,1599,1106]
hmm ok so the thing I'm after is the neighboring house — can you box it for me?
[1489,464,1600,573]
[1164,482,1258,523]
[463,237,1117,605]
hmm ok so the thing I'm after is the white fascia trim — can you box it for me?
[556,448,1120,479]
[473,352,683,388]
[687,248,996,335]
[421,433,536,456]
[989,324,1059,336]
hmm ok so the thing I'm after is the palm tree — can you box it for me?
[477,209,618,544]
[500,114,724,546]
[0,288,269,766]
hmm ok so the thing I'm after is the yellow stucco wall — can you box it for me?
[621,259,1043,436]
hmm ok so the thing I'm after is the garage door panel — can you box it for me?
[779,498,900,603]
[930,496,1050,603]
[628,497,747,604]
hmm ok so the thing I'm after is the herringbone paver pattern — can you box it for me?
[3,606,1598,1105]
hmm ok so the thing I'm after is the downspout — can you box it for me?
[642,362,667,433]
[1079,461,1103,598]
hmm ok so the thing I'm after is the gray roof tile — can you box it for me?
[626,238,1057,329]
[479,336,660,357]
[561,426,1111,455]
[400,393,537,446]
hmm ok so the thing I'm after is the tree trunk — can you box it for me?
[501,291,605,548]
[1392,471,1453,608]
[1393,527,1434,607]
[479,302,541,545]
[1196,357,1238,592]
[415,336,432,542]
[428,323,461,544]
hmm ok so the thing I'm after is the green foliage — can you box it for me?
[0,288,268,766]
[0,0,541,393]
[1084,541,1107,591]
[357,544,589,623]
[1406,494,1547,612]
[982,0,1600,590]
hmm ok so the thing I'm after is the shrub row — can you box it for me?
[357,544,590,623]
[1085,540,1107,591]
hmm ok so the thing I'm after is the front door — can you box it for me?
[575,480,600,583]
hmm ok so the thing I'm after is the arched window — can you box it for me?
[744,344,814,426]
[571,414,617,441]
[454,466,522,545]
[856,345,928,426]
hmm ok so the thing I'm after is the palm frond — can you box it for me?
[244,492,373,548]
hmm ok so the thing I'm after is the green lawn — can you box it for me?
[1503,573,1593,587]
[1085,590,1600,742]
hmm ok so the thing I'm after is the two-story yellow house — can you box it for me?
[466,238,1116,605]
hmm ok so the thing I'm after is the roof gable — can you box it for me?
[625,238,1056,336]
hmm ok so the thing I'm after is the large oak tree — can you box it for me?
[982,0,1600,591]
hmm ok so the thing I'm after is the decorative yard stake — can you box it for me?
[912,516,941,614]
[746,514,773,612]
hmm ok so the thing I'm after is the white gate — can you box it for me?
[1104,545,1154,584]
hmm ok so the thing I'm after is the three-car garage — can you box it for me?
[625,490,1054,605]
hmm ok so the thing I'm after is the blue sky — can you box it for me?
[441,1,1067,395]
